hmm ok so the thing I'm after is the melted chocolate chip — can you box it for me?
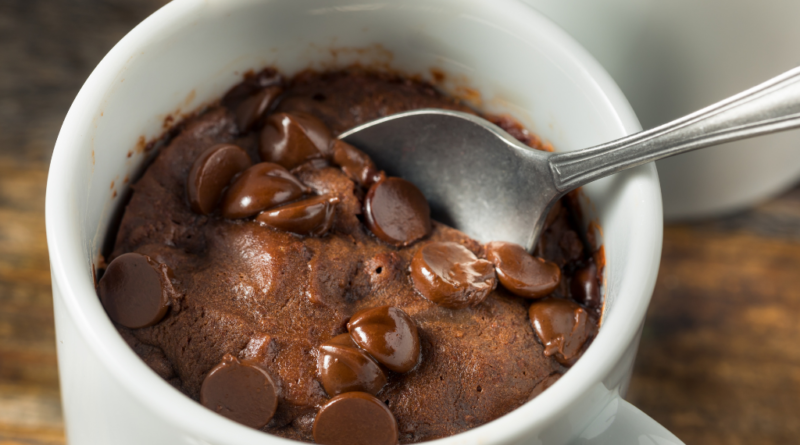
[220,162,308,219]
[235,86,282,132]
[317,334,387,397]
[410,242,496,309]
[260,112,333,169]
[485,241,561,298]
[347,306,420,373]
[331,140,383,188]
[98,252,172,329]
[255,194,339,236]
[222,68,282,109]
[187,144,252,215]
[313,392,398,445]
[200,354,278,429]
[363,178,431,247]
[570,262,601,309]
[528,298,597,366]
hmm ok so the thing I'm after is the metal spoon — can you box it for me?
[339,67,800,251]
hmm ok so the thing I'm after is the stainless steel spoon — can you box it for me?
[339,67,800,251]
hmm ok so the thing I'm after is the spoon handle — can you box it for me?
[548,66,800,193]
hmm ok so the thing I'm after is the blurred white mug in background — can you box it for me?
[523,0,800,220]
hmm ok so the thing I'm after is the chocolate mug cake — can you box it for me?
[97,68,602,444]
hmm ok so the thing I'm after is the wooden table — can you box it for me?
[1,1,798,444]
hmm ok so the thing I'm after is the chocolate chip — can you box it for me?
[331,140,383,188]
[410,242,496,309]
[317,334,387,397]
[347,306,420,373]
[313,392,398,445]
[235,86,282,132]
[222,68,282,109]
[220,162,308,219]
[200,354,278,429]
[363,178,431,247]
[255,194,339,236]
[485,241,561,298]
[187,144,252,215]
[260,112,333,169]
[570,262,601,309]
[528,298,597,366]
[97,252,172,329]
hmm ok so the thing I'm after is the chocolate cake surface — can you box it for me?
[108,69,598,443]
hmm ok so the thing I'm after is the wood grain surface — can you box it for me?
[0,2,171,444]
[0,1,798,444]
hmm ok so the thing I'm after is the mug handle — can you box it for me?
[572,395,684,445]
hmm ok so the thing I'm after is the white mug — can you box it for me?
[45,0,677,443]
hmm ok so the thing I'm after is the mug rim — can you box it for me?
[45,0,662,443]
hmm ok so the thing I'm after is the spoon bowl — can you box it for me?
[341,66,800,251]
[340,110,555,250]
